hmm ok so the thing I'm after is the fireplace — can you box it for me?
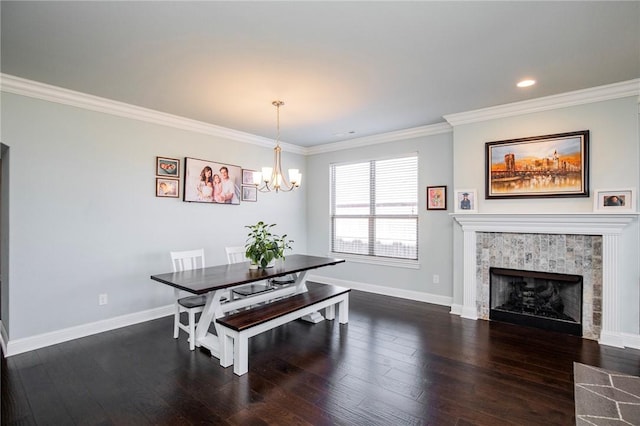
[451,213,638,347]
[490,267,583,336]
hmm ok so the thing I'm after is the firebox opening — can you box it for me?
[489,267,583,337]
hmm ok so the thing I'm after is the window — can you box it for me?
[330,155,418,260]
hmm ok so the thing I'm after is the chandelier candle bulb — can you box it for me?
[252,172,263,185]
[261,167,272,182]
[288,169,300,185]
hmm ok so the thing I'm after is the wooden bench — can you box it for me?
[216,282,350,376]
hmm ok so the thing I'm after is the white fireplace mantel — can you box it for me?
[451,212,638,235]
[451,212,639,347]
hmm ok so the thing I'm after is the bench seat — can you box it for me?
[216,282,350,375]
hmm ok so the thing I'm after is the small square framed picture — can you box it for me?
[593,188,635,213]
[454,189,477,213]
[427,185,447,210]
[156,178,179,198]
[156,156,180,178]
[242,169,259,185]
[241,186,258,202]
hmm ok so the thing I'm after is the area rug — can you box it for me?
[574,362,640,425]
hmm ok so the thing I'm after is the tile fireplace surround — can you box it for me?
[451,213,638,348]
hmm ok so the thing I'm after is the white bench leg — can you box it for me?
[339,297,349,324]
[219,330,234,368]
[233,334,249,376]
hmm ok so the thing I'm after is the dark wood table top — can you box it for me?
[150,254,345,294]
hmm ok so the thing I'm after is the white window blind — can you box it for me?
[330,155,418,260]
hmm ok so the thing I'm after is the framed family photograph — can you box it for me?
[183,157,241,204]
[454,189,477,213]
[156,156,180,178]
[485,130,589,199]
[427,185,447,210]
[593,188,635,213]
[156,178,179,198]
[242,185,258,202]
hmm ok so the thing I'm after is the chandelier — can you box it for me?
[255,101,301,192]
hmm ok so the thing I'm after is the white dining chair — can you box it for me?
[225,246,247,265]
[170,248,215,351]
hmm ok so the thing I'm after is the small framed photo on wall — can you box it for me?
[156,178,179,198]
[427,186,447,210]
[593,188,635,213]
[454,189,477,213]
[156,156,180,178]
[242,169,259,185]
[242,186,258,202]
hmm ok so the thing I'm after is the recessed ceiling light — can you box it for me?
[517,79,536,88]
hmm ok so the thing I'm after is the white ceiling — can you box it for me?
[2,1,639,147]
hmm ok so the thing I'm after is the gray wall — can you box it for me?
[2,81,639,347]
[1,92,307,340]
[306,131,454,301]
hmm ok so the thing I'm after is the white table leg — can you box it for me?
[325,304,336,320]
[292,270,308,293]
[194,290,224,356]
[295,271,326,323]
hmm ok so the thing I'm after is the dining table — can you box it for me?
[150,254,345,361]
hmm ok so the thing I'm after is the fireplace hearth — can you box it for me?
[490,267,583,336]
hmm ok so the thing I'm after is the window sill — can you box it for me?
[328,252,419,269]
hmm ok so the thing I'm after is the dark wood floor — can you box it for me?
[3,284,640,425]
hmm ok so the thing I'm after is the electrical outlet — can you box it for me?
[98,293,108,305]
[433,274,440,284]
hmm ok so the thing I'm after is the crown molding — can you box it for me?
[306,122,452,155]
[444,79,640,126]
[4,73,637,155]
[0,73,305,155]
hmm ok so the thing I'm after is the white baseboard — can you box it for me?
[3,305,173,357]
[621,332,640,350]
[449,304,463,316]
[598,331,626,348]
[307,274,453,307]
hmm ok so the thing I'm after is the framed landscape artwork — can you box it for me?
[183,157,241,204]
[485,130,589,199]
